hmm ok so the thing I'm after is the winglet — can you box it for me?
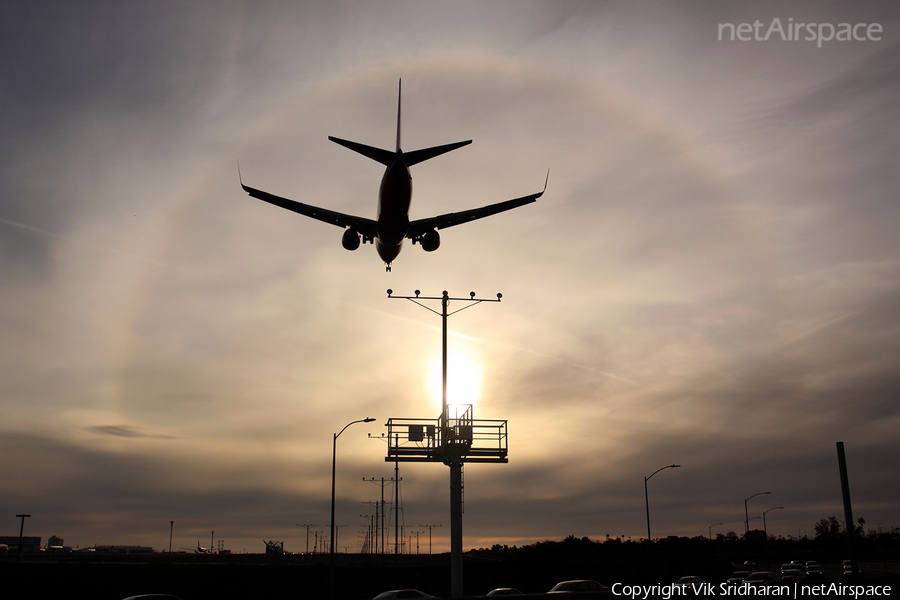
[543,169,550,194]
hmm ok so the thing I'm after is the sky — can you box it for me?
[2,1,899,554]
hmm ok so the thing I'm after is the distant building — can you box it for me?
[0,536,42,552]
[744,529,767,543]
[94,545,154,554]
[47,535,64,550]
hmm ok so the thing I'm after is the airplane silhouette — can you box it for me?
[240,81,547,271]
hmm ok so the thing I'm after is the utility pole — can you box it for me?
[360,514,376,553]
[412,530,425,555]
[297,523,318,554]
[16,514,30,563]
[169,521,174,553]
[363,500,380,553]
[393,447,401,559]
[334,524,346,555]
[365,477,394,554]
[419,523,442,554]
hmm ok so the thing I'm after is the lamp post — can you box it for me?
[297,523,318,554]
[331,417,375,600]
[169,521,174,553]
[15,514,30,563]
[644,464,680,541]
[744,491,771,533]
[420,523,442,554]
[763,507,784,537]
[708,522,723,540]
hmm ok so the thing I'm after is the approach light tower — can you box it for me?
[385,290,509,599]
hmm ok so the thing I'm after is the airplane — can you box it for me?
[239,81,547,271]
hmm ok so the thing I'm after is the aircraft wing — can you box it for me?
[241,179,378,239]
[406,172,547,239]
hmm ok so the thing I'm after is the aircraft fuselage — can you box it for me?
[376,157,412,263]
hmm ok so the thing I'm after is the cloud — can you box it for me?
[90,425,176,439]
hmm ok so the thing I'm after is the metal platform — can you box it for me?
[384,405,508,464]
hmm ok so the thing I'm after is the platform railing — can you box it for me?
[385,406,508,463]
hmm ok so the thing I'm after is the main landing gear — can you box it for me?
[385,262,392,272]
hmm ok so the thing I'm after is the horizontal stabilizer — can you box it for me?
[403,140,472,167]
[328,136,396,166]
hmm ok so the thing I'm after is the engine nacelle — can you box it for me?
[420,229,440,252]
[341,228,361,251]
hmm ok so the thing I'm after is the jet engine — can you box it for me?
[420,229,440,252]
[341,227,360,250]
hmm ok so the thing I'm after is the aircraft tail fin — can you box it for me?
[329,79,471,167]
[396,79,402,153]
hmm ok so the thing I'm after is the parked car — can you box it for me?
[780,563,806,582]
[725,571,748,586]
[373,590,435,599]
[805,562,824,579]
[743,572,780,587]
[487,588,523,596]
[675,576,707,588]
[548,580,611,593]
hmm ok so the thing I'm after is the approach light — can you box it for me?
[415,290,420,297]
[387,289,393,297]
[470,292,475,299]
[496,293,502,300]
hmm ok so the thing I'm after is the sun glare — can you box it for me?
[427,349,483,415]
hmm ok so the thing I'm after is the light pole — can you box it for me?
[744,491,771,533]
[169,521,174,553]
[297,523,318,554]
[331,417,375,600]
[708,522,723,540]
[386,288,505,599]
[420,523,442,554]
[16,514,30,563]
[644,464,680,541]
[762,507,784,537]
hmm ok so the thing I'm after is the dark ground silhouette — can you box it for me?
[3,533,898,599]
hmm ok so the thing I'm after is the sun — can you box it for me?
[427,348,483,416]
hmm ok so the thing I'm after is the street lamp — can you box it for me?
[744,491,771,533]
[762,506,784,537]
[644,464,680,541]
[331,417,375,600]
[708,522,723,540]
[15,514,30,563]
